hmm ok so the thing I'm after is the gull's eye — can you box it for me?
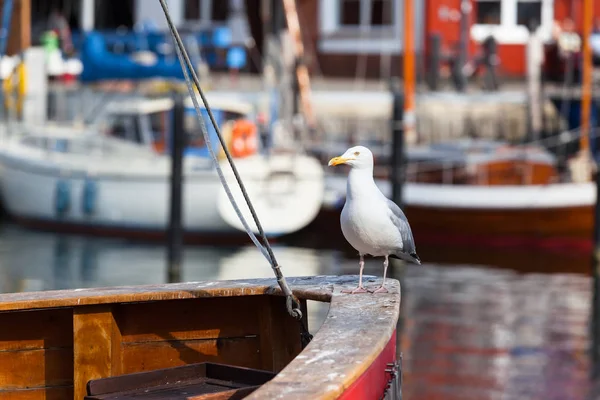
[354,151,360,156]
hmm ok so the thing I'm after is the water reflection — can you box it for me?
[0,224,594,399]
[401,266,591,400]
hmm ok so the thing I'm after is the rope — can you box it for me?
[158,1,309,341]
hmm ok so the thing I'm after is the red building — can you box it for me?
[426,0,600,77]
[294,0,600,79]
[34,0,598,80]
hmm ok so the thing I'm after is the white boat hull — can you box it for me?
[323,174,596,210]
[0,135,324,238]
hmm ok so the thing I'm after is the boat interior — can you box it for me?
[0,275,400,400]
[5,95,257,164]
[319,138,561,186]
[405,139,560,185]
[98,96,256,159]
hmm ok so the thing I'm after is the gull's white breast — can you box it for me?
[340,196,403,257]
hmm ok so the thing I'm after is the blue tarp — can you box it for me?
[79,32,185,82]
[72,27,246,76]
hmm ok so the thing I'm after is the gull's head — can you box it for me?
[328,146,373,170]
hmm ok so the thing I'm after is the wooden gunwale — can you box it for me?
[0,275,400,400]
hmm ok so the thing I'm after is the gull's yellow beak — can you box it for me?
[328,156,350,166]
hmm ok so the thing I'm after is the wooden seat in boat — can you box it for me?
[0,275,401,399]
[84,362,275,399]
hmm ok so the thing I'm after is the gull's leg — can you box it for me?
[372,255,389,294]
[342,254,367,294]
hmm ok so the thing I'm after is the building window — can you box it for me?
[340,0,360,26]
[184,0,228,24]
[476,0,502,25]
[212,1,228,22]
[516,0,542,27]
[471,0,552,44]
[319,0,401,54]
[371,0,393,26]
[338,0,392,27]
[185,0,200,20]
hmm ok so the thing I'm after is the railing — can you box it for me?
[401,127,600,185]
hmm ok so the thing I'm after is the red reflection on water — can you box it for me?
[399,266,592,400]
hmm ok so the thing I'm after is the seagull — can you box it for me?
[328,145,421,294]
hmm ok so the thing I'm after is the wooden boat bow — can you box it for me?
[0,275,401,399]
[250,276,401,399]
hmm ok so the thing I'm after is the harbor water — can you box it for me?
[0,222,594,400]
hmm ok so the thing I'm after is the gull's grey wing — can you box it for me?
[386,199,421,264]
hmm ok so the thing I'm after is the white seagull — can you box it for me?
[328,145,421,294]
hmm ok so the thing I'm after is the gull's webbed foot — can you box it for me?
[342,286,368,294]
[370,285,389,294]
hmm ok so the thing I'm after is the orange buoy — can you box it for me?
[230,119,258,158]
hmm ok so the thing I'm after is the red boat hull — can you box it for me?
[339,330,398,400]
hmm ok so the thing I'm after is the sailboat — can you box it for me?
[0,0,327,242]
[0,93,324,241]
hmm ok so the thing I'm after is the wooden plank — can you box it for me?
[0,348,72,389]
[121,337,262,374]
[86,362,275,399]
[246,279,401,400]
[0,386,73,400]
[0,276,353,312]
[281,0,316,128]
[338,330,397,400]
[87,363,208,396]
[116,297,261,343]
[188,387,258,400]
[406,205,594,239]
[0,0,31,56]
[258,296,304,372]
[0,309,72,351]
[73,306,122,400]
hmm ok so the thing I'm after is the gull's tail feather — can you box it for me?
[390,252,422,265]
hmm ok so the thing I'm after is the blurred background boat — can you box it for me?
[0,94,324,241]
[318,135,596,255]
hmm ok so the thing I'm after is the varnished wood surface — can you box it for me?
[0,276,337,312]
[246,279,401,400]
[85,363,274,399]
[73,306,121,399]
[2,0,30,56]
[0,308,73,396]
[407,159,558,186]
[0,275,400,400]
[407,204,593,240]
[308,204,593,257]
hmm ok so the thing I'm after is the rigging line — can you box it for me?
[174,32,268,260]
[158,0,303,320]
[160,5,268,261]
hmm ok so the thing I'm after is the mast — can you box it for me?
[281,0,316,131]
[403,0,416,144]
[81,0,95,32]
[581,0,593,156]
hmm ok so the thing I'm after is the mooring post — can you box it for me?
[592,162,600,378]
[525,21,543,143]
[167,92,185,283]
[453,0,470,92]
[427,33,441,91]
[390,80,405,209]
[291,56,301,142]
